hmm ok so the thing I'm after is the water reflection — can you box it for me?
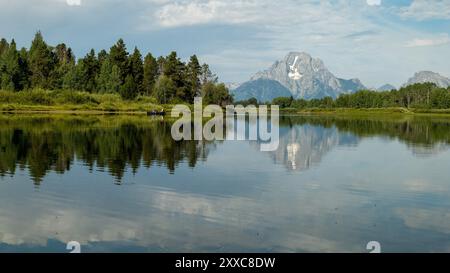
[269,116,450,171]
[0,115,213,184]
[270,121,358,171]
[0,114,450,252]
[1,115,450,182]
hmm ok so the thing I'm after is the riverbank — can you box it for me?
[0,89,169,114]
[0,104,159,114]
[2,90,450,117]
[4,104,450,117]
[280,107,450,117]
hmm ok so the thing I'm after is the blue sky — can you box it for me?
[0,0,449,88]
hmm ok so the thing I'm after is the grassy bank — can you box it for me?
[3,90,450,117]
[280,107,450,117]
[0,89,168,113]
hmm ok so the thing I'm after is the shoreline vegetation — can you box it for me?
[3,99,450,117]
[2,88,450,116]
[0,89,168,114]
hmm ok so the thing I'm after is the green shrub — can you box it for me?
[24,89,55,105]
[54,90,100,105]
[100,102,118,112]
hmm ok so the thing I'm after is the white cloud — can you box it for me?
[405,34,450,47]
[66,0,81,6]
[154,0,260,27]
[143,0,450,86]
[366,0,381,6]
[401,0,450,21]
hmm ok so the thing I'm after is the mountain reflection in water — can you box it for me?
[1,114,450,252]
[0,115,450,183]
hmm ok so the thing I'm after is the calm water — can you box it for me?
[1,114,450,253]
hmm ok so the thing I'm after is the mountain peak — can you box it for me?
[246,51,365,100]
[404,71,450,88]
[285,51,314,60]
[414,71,441,76]
[377,84,396,91]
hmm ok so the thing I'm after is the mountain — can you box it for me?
[404,71,450,88]
[231,79,292,102]
[377,84,396,91]
[225,82,241,91]
[233,52,366,101]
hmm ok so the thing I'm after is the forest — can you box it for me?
[0,32,233,108]
[265,82,450,110]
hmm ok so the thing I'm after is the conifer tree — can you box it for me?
[154,75,176,104]
[200,63,218,86]
[28,32,55,89]
[109,39,129,84]
[96,58,121,93]
[0,38,9,56]
[186,55,201,101]
[17,47,30,89]
[79,49,99,92]
[0,40,21,90]
[63,62,84,90]
[120,74,138,100]
[143,53,158,96]
[53,43,75,89]
[97,50,108,66]
[129,47,144,94]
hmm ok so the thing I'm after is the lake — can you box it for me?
[0,114,450,253]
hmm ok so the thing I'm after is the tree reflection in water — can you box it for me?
[1,114,450,184]
[0,115,213,185]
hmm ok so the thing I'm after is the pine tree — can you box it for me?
[28,31,56,89]
[53,43,75,89]
[96,58,121,93]
[63,62,84,90]
[143,53,158,96]
[109,39,129,84]
[200,63,218,85]
[0,39,7,87]
[154,75,176,104]
[156,56,165,75]
[129,47,144,94]
[54,43,75,65]
[186,55,201,102]
[17,47,30,89]
[97,50,108,66]
[79,49,99,92]
[120,74,138,100]
[0,40,22,91]
[163,51,186,99]
[109,65,121,93]
[0,38,9,56]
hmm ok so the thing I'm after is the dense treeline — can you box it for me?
[267,82,450,109]
[0,32,232,105]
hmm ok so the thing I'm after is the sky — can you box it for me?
[0,0,449,88]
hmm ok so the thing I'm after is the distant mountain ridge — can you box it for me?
[229,54,450,103]
[232,52,366,102]
[403,71,450,88]
[231,79,292,102]
[377,84,396,91]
